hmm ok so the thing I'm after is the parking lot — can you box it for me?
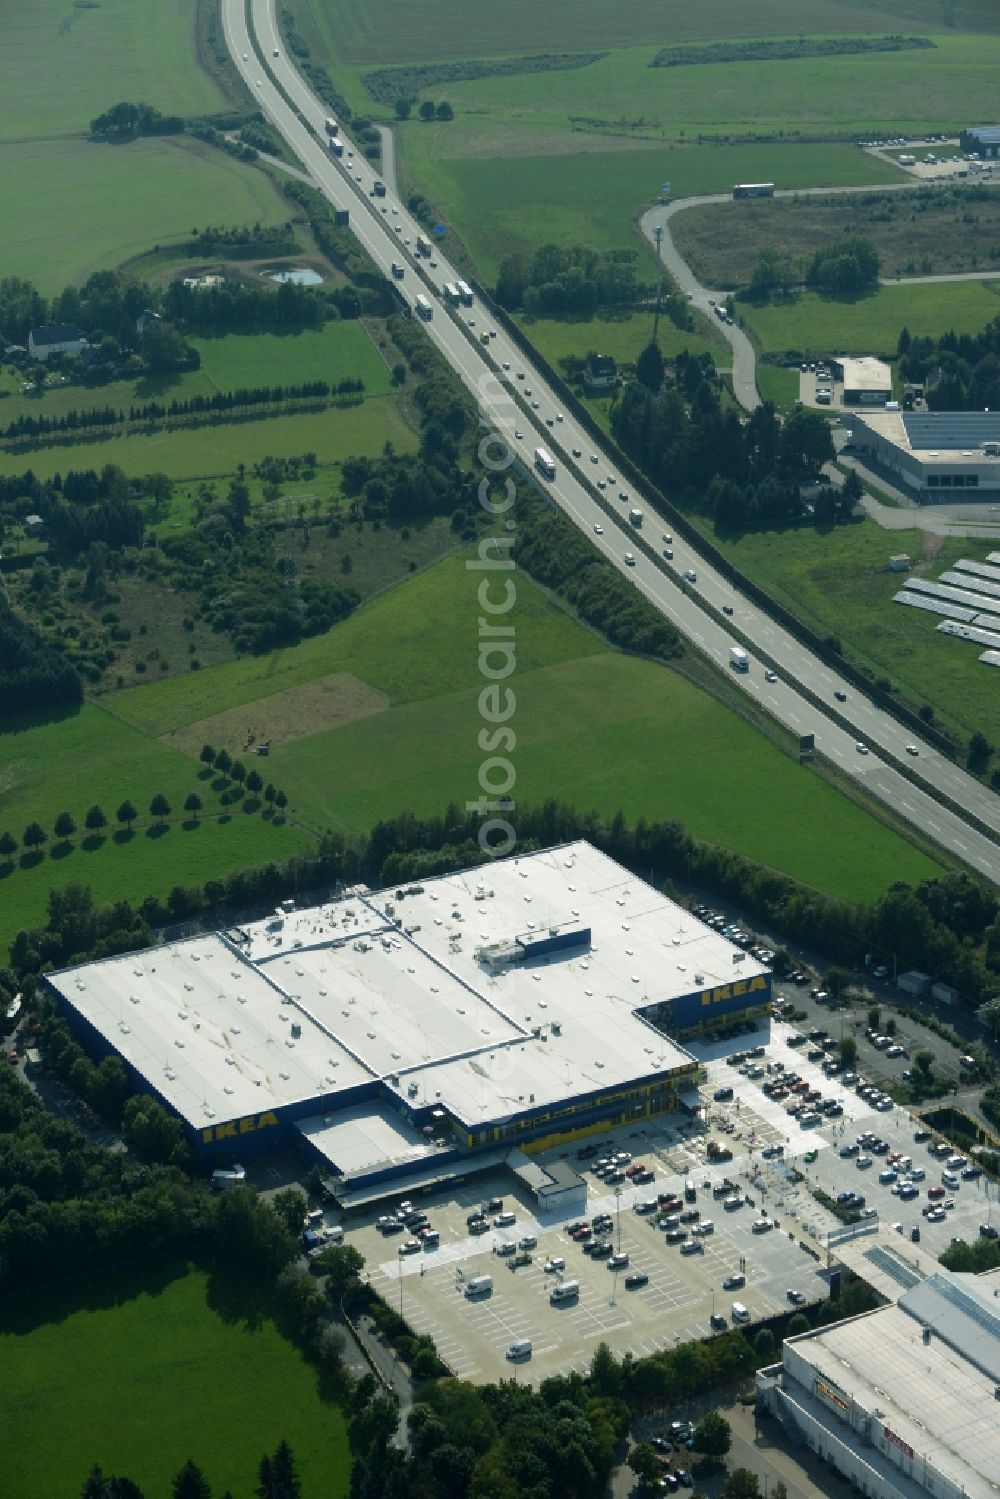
[335,1016,1000,1385]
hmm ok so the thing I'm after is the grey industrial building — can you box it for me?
[758,1267,1000,1499]
[960,126,1000,158]
[842,410,1000,500]
[831,356,892,406]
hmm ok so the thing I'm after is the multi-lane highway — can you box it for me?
[221,0,999,884]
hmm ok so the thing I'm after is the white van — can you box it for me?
[550,1280,580,1303]
[506,1340,533,1360]
[941,1171,959,1188]
[731,1301,750,1323]
[464,1275,493,1298]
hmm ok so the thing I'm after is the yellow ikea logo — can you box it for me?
[201,1110,279,1145]
[699,976,767,1008]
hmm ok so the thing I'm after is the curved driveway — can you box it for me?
[224,0,1000,885]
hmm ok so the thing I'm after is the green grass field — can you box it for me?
[110,552,943,901]
[0,705,308,949]
[3,0,224,142]
[690,521,1000,744]
[0,396,415,482]
[2,137,290,295]
[740,279,1000,355]
[755,363,800,408]
[194,324,392,395]
[402,139,901,282]
[515,308,727,369]
[0,1263,349,1499]
[300,0,1000,69]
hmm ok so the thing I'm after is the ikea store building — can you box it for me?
[48,842,770,1204]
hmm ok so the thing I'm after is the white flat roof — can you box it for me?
[51,842,766,1131]
[836,355,892,391]
[297,1101,436,1176]
[789,1292,1000,1496]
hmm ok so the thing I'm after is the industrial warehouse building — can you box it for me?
[757,1267,1000,1499]
[960,126,1000,158]
[842,410,1000,499]
[48,842,770,1204]
[831,356,893,406]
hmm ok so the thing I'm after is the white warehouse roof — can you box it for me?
[834,356,892,391]
[49,842,767,1132]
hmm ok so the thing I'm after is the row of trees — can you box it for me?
[1,765,290,864]
[394,98,454,121]
[1,380,361,443]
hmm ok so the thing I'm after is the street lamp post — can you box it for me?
[615,1185,623,1252]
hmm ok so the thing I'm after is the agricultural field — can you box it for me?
[3,0,224,142]
[0,703,308,950]
[111,551,944,902]
[0,396,415,482]
[401,139,900,282]
[299,0,1000,71]
[1,137,290,295]
[689,519,1000,746]
[670,184,1000,288]
[739,278,1000,356]
[0,1263,350,1499]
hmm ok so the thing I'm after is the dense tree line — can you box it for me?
[611,351,836,532]
[0,597,82,718]
[495,243,644,314]
[1,380,362,443]
[90,101,184,139]
[162,276,327,335]
[514,488,683,659]
[81,1439,303,1498]
[898,314,1000,410]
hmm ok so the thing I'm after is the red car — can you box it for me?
[625,1163,646,1178]
[573,1226,593,1241]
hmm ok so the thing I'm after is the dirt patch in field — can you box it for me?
[162,672,389,758]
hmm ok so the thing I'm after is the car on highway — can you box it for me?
[572,447,581,457]
[594,524,604,535]
[256,78,263,87]
[856,742,869,755]
[722,604,733,615]
[684,569,697,583]
[591,454,599,463]
[906,744,919,756]
[765,669,778,682]
[663,547,673,558]
[835,690,847,702]
[514,429,523,440]
[662,534,672,544]
[624,553,636,566]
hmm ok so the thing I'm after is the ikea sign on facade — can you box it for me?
[201,1111,280,1146]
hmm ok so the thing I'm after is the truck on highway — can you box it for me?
[730,646,749,672]
[629,508,643,527]
[373,180,387,197]
[324,117,339,136]
[329,138,344,158]
[390,263,404,280]
[534,447,556,480]
[415,234,432,257]
[456,280,474,306]
[444,283,462,304]
[414,294,433,321]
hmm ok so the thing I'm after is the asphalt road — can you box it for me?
[223,1,1000,885]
